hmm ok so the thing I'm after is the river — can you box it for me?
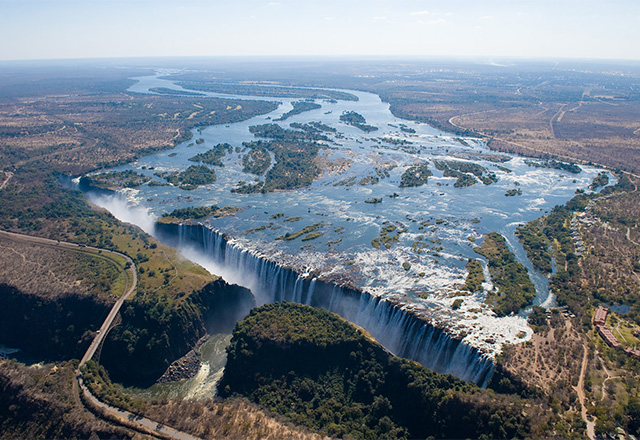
[87,69,613,390]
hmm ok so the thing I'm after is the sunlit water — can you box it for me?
[104,73,612,304]
[126,334,231,400]
[88,71,613,386]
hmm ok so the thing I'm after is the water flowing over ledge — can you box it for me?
[155,221,494,386]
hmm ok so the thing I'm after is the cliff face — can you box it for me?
[219,303,531,440]
[0,278,253,387]
[156,221,496,385]
[220,302,366,396]
[0,284,111,361]
[101,279,254,386]
[77,176,118,196]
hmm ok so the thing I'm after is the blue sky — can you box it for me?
[1,0,639,61]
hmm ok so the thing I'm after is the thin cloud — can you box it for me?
[411,10,429,16]
[372,16,387,21]
[420,18,446,25]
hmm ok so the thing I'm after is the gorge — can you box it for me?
[85,70,614,388]
[156,222,494,385]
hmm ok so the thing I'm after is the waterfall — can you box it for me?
[156,222,494,386]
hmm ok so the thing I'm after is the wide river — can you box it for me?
[89,71,612,394]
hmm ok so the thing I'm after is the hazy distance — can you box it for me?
[1,0,639,61]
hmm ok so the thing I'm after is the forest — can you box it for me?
[2,59,640,440]
[242,144,272,175]
[249,123,330,142]
[171,77,359,101]
[275,101,322,121]
[475,232,536,316]
[220,302,533,440]
[434,160,498,187]
[159,205,240,223]
[164,164,217,190]
[399,162,432,187]
[339,111,378,133]
[188,143,233,166]
[232,126,323,192]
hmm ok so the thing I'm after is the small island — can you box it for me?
[164,164,216,190]
[434,160,497,187]
[399,162,432,188]
[505,188,523,196]
[275,101,322,121]
[157,205,240,223]
[474,232,535,316]
[188,143,232,166]
[339,111,378,132]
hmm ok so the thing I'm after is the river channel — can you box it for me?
[88,70,612,393]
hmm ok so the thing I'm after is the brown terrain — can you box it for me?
[499,310,591,436]
[2,60,640,439]
[451,99,640,173]
[0,231,325,440]
[142,398,327,440]
[0,360,140,440]
[496,176,640,437]
[0,231,122,299]
[0,65,305,439]
[0,359,326,440]
[359,63,640,174]
[501,312,583,401]
[578,180,640,434]
[364,66,640,438]
[582,184,640,296]
[0,66,276,176]
[0,92,275,175]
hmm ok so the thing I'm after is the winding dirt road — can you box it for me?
[574,344,596,440]
[0,171,12,190]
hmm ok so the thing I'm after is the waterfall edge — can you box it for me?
[155,221,495,386]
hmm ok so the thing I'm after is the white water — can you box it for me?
[88,191,157,235]
[154,222,495,385]
[85,70,616,386]
[127,333,232,400]
[105,72,613,313]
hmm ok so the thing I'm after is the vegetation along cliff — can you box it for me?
[220,302,535,440]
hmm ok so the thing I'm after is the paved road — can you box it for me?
[78,375,201,440]
[0,229,137,368]
[79,253,136,366]
[0,230,202,440]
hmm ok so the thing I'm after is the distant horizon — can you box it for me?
[1,0,638,62]
[2,54,640,67]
